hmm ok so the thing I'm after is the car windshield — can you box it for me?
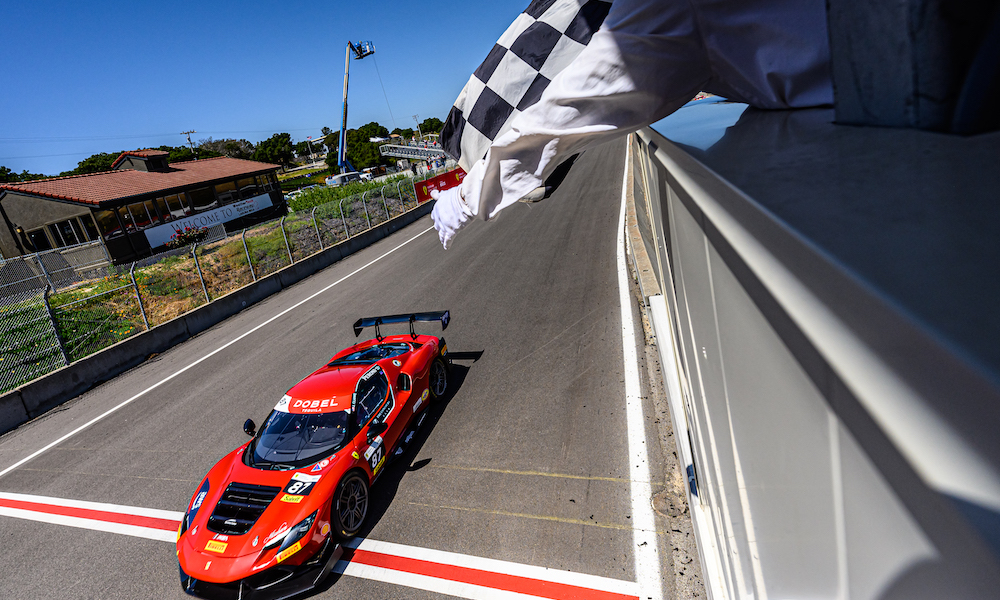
[249,410,349,469]
[328,343,410,366]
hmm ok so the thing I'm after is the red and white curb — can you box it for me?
[0,492,639,600]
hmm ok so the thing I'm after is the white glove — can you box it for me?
[430,187,474,249]
[430,159,486,249]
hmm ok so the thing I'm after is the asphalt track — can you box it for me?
[0,138,672,599]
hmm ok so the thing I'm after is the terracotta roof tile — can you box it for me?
[0,157,281,207]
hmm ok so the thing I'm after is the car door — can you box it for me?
[352,366,395,478]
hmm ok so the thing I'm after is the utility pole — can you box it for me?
[413,115,422,141]
[306,136,315,163]
[181,130,197,159]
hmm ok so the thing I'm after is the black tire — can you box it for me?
[331,471,369,539]
[428,357,449,399]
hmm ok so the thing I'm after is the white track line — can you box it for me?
[619,143,664,600]
[0,226,434,479]
[0,492,637,598]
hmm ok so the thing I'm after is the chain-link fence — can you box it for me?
[0,180,431,393]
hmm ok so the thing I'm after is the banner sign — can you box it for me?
[415,168,466,203]
[144,193,274,248]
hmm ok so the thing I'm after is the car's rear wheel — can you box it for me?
[332,471,369,539]
[429,358,448,399]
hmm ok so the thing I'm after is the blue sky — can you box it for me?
[1,0,529,175]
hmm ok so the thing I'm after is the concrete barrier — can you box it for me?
[0,201,434,435]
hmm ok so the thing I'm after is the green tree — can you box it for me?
[391,127,414,139]
[200,137,254,159]
[324,122,389,173]
[420,117,444,134]
[61,152,121,176]
[252,133,294,168]
[0,166,45,182]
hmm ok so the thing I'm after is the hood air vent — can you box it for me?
[207,482,281,535]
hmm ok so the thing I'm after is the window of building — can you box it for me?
[163,194,190,218]
[118,207,136,233]
[188,187,217,211]
[237,177,257,199]
[26,229,52,251]
[127,202,153,230]
[95,210,122,239]
[144,199,162,226]
[154,197,171,222]
[215,181,237,205]
[82,214,99,241]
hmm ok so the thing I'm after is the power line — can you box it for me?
[371,55,397,131]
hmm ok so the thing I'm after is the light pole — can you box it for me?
[306,136,315,163]
[338,40,375,174]
[412,115,422,141]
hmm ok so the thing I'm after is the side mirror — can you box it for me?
[367,421,388,442]
[243,419,256,437]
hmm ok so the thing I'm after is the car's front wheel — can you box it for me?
[332,471,369,539]
[428,358,448,399]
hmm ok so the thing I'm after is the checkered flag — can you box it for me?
[441,0,613,172]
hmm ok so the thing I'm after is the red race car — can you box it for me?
[177,311,451,599]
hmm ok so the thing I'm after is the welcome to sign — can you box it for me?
[144,193,274,248]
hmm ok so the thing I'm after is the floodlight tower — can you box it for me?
[338,40,375,173]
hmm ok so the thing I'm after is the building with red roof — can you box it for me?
[0,150,285,261]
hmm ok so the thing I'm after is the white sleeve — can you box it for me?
[461,0,711,223]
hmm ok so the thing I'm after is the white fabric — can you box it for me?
[434,0,833,248]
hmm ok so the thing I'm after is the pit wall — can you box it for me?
[0,201,434,435]
[627,130,1000,600]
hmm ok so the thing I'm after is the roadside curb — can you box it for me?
[0,201,434,436]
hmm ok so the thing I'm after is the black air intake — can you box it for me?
[207,482,280,535]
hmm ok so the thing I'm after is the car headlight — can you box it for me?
[179,478,210,540]
[263,511,316,563]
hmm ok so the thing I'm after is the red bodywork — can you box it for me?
[177,332,446,596]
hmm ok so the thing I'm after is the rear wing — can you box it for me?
[353,311,450,339]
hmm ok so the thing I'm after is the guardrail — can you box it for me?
[628,129,1000,599]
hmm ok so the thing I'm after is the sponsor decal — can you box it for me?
[276,541,302,563]
[392,360,402,367]
[264,524,289,547]
[290,398,335,414]
[441,343,448,356]
[404,431,414,444]
[310,458,331,472]
[205,540,228,553]
[361,365,380,381]
[176,523,182,542]
[274,394,291,412]
[372,454,386,476]
[213,534,228,541]
[284,472,320,496]
[280,494,304,504]
[320,524,330,536]
[375,399,393,422]
[364,436,383,460]
[191,491,207,511]
[252,536,259,548]
[205,560,212,570]
[413,388,429,412]
[192,526,198,535]
[351,451,360,460]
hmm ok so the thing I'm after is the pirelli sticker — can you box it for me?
[205,540,228,553]
[276,541,302,563]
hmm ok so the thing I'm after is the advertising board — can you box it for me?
[144,193,274,248]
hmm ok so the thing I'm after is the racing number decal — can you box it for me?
[283,472,320,496]
[367,445,384,472]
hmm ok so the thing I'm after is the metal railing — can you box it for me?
[629,129,1000,599]
[0,187,423,393]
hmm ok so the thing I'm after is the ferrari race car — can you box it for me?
[177,311,452,599]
